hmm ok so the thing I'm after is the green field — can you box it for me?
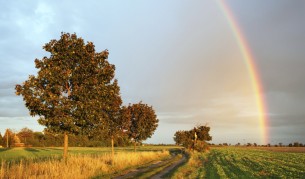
[174,147,305,178]
[0,145,179,162]
[1,146,305,178]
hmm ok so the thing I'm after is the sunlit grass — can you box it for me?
[0,150,170,179]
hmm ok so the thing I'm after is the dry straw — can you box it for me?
[0,151,169,179]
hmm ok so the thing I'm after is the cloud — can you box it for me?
[0,0,304,144]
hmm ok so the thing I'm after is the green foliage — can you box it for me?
[15,32,121,136]
[0,133,3,146]
[17,127,33,145]
[2,129,14,147]
[173,125,212,152]
[125,102,159,144]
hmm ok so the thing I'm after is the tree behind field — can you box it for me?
[3,129,14,148]
[174,125,212,152]
[18,127,33,145]
[126,102,159,151]
[16,32,121,161]
[0,133,3,146]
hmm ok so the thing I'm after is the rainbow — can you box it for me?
[217,0,269,144]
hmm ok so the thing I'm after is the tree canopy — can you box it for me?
[15,32,120,136]
[174,125,212,152]
[15,32,122,159]
[125,102,159,149]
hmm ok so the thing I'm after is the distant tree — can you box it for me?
[18,127,33,145]
[0,133,2,146]
[279,142,283,147]
[16,33,120,161]
[174,125,212,152]
[253,143,257,147]
[3,129,14,148]
[174,130,193,149]
[288,143,293,147]
[126,102,159,151]
[194,125,212,142]
[293,142,300,147]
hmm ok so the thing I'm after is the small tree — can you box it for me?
[126,102,158,151]
[18,127,33,145]
[16,33,119,161]
[0,133,3,146]
[174,130,193,149]
[174,125,212,152]
[3,129,14,148]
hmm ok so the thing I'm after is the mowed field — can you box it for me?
[1,146,305,178]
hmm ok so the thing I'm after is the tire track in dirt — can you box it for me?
[151,154,187,179]
[113,153,187,179]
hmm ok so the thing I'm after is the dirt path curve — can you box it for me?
[114,153,187,179]
[151,154,187,179]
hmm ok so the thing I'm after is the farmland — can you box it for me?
[173,147,305,178]
[1,146,305,178]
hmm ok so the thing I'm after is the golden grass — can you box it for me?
[171,151,207,179]
[0,151,169,179]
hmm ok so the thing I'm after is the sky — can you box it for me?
[0,0,304,145]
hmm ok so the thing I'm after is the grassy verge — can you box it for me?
[170,150,209,178]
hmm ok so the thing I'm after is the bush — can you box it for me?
[194,141,209,152]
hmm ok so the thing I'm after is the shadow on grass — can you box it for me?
[0,148,13,152]
[24,148,40,152]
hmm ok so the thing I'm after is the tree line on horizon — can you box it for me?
[0,127,134,148]
[14,33,158,160]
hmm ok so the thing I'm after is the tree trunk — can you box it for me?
[63,132,68,162]
[134,141,136,152]
[6,130,9,148]
[111,135,114,164]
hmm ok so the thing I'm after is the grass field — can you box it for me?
[0,146,177,178]
[0,145,179,162]
[1,146,305,178]
[172,147,305,178]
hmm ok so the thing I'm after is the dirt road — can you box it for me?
[114,152,187,179]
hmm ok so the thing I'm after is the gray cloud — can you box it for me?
[0,0,304,144]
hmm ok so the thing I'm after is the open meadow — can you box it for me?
[0,146,178,178]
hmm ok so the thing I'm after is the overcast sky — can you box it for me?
[1,0,304,145]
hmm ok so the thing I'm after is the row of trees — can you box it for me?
[15,33,158,160]
[211,142,305,147]
[174,125,212,152]
[0,128,133,148]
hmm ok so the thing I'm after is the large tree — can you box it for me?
[16,32,121,160]
[126,102,159,151]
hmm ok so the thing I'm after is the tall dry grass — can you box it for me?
[0,151,169,179]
